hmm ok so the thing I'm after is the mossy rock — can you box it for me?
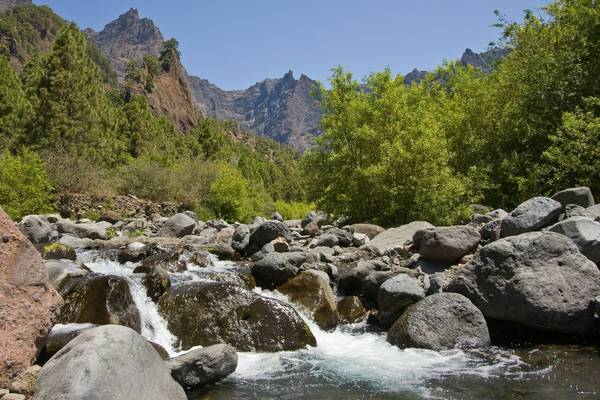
[42,243,76,261]
[59,274,141,332]
[158,281,316,351]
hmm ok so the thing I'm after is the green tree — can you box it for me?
[0,56,31,151]
[0,149,55,220]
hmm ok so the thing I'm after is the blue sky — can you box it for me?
[34,0,548,90]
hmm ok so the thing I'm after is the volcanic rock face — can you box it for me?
[188,71,323,152]
[85,8,164,78]
[0,207,62,386]
[0,0,31,12]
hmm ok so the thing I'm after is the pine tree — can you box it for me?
[0,56,32,151]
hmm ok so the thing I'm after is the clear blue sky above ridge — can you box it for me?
[34,0,549,90]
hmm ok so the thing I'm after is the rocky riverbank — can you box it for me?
[2,186,600,399]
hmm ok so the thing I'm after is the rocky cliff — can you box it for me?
[189,70,322,152]
[0,0,30,12]
[85,8,164,79]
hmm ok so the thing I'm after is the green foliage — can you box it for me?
[0,149,55,220]
[42,242,73,258]
[306,67,477,226]
[82,209,101,221]
[273,200,314,220]
[0,56,31,151]
[105,227,118,239]
[160,38,180,72]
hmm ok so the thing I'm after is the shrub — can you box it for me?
[273,200,314,220]
[0,149,55,220]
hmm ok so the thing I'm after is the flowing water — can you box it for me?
[77,251,600,400]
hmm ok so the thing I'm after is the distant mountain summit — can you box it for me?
[85,8,164,79]
[0,0,30,12]
[460,48,508,73]
[188,70,322,152]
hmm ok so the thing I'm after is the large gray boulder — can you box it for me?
[387,293,490,351]
[158,281,316,351]
[157,213,196,238]
[56,220,107,240]
[231,224,250,252]
[348,223,385,239]
[369,221,434,254]
[416,225,480,263]
[252,252,315,289]
[447,231,600,335]
[247,221,293,255]
[500,197,562,237]
[586,205,600,222]
[34,325,186,400]
[552,187,595,208]
[377,273,426,328]
[548,216,600,264]
[19,215,53,243]
[45,259,89,293]
[167,344,237,394]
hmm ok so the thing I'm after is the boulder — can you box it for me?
[143,266,171,302]
[416,225,481,263]
[352,232,370,247]
[158,281,316,351]
[387,293,490,351]
[278,270,339,330]
[45,259,89,293]
[377,273,427,328]
[247,221,293,255]
[312,233,338,248]
[42,243,77,261]
[34,325,186,400]
[271,212,284,222]
[338,259,390,296]
[137,251,186,273]
[586,204,600,222]
[302,221,320,236]
[500,197,562,237]
[369,221,434,254]
[361,270,396,302]
[0,207,62,386]
[99,210,120,224]
[348,223,385,239]
[56,220,107,240]
[231,224,250,252]
[301,211,328,228]
[547,217,600,264]
[10,365,41,396]
[19,215,53,243]
[157,213,196,238]
[59,274,141,332]
[447,231,600,335]
[337,296,367,324]
[551,187,595,208]
[167,344,237,393]
[252,252,315,289]
[37,323,97,363]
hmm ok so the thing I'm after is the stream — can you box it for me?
[78,250,600,400]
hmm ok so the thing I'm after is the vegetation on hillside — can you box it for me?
[0,20,307,221]
[306,0,600,225]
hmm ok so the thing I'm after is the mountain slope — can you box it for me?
[85,8,163,79]
[188,70,322,152]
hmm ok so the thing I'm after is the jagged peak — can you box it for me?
[119,8,140,21]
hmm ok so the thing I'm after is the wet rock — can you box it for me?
[416,225,480,263]
[117,242,147,263]
[167,344,237,393]
[143,266,171,302]
[45,259,90,293]
[0,207,62,386]
[157,213,196,238]
[56,220,107,240]
[337,296,367,324]
[348,223,385,239]
[19,215,53,243]
[551,186,595,208]
[500,197,562,237]
[447,231,600,335]
[369,221,434,254]
[138,250,186,273]
[377,273,427,328]
[59,274,141,333]
[278,270,339,330]
[34,325,186,400]
[198,242,237,260]
[338,259,390,296]
[247,221,293,255]
[187,250,212,267]
[387,293,490,351]
[159,281,316,351]
[252,252,315,289]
